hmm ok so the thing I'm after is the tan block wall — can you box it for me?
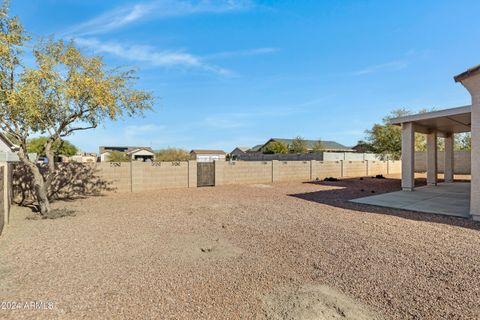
[96,161,192,192]
[311,161,342,180]
[343,161,368,177]
[131,161,189,191]
[0,162,13,234]
[0,165,4,235]
[368,161,388,176]
[89,160,402,192]
[273,161,311,182]
[414,151,470,174]
[387,160,402,174]
[215,161,272,185]
[96,162,132,192]
[188,161,197,188]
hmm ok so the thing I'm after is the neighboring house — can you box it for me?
[190,150,226,162]
[0,133,21,162]
[230,147,250,157]
[70,152,97,163]
[0,133,18,153]
[257,138,354,153]
[99,146,155,162]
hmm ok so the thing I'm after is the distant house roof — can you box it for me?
[126,148,155,155]
[190,149,226,155]
[259,138,354,152]
[249,144,263,152]
[230,147,250,154]
[99,146,154,154]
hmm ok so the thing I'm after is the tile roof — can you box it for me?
[261,138,354,152]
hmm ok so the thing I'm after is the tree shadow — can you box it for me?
[13,163,115,209]
[289,176,480,231]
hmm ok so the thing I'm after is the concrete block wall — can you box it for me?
[311,161,342,180]
[131,161,189,191]
[215,161,272,185]
[414,151,471,174]
[96,159,399,191]
[323,152,383,161]
[188,161,197,188]
[343,161,368,177]
[368,160,388,176]
[272,160,311,182]
[387,160,402,174]
[96,162,132,192]
[0,163,12,235]
[96,161,193,192]
[0,166,4,235]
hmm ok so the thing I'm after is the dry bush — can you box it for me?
[155,148,192,161]
[13,163,113,208]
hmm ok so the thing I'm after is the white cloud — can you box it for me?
[204,47,278,59]
[351,60,408,76]
[75,38,232,75]
[65,0,253,36]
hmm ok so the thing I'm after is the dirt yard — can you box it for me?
[0,176,479,319]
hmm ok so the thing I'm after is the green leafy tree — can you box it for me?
[155,148,191,161]
[365,109,430,159]
[27,137,78,157]
[290,136,308,153]
[0,3,153,214]
[455,133,471,151]
[311,139,325,153]
[107,151,130,162]
[262,141,289,154]
[353,140,373,153]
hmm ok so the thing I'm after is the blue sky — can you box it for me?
[10,0,480,152]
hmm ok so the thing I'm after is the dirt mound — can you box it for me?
[263,284,382,320]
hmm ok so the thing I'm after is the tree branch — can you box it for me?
[60,125,97,137]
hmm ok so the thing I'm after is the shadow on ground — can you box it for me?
[13,163,114,210]
[289,176,480,231]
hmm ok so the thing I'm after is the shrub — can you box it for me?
[290,136,308,153]
[155,148,191,161]
[263,141,289,154]
[107,151,130,162]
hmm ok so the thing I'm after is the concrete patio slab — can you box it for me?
[351,183,470,218]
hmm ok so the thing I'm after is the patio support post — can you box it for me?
[444,133,454,183]
[426,131,438,185]
[401,122,415,191]
[456,70,480,221]
[472,88,480,221]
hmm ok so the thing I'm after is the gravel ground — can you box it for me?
[0,175,479,319]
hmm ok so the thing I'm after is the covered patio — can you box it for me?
[352,182,470,218]
[354,65,480,220]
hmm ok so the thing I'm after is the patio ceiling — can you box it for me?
[390,105,471,135]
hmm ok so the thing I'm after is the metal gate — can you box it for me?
[197,162,215,187]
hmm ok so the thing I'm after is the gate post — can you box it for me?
[214,161,224,186]
[188,161,197,188]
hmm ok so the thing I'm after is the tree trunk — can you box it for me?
[44,139,56,193]
[31,166,51,214]
[17,149,51,215]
